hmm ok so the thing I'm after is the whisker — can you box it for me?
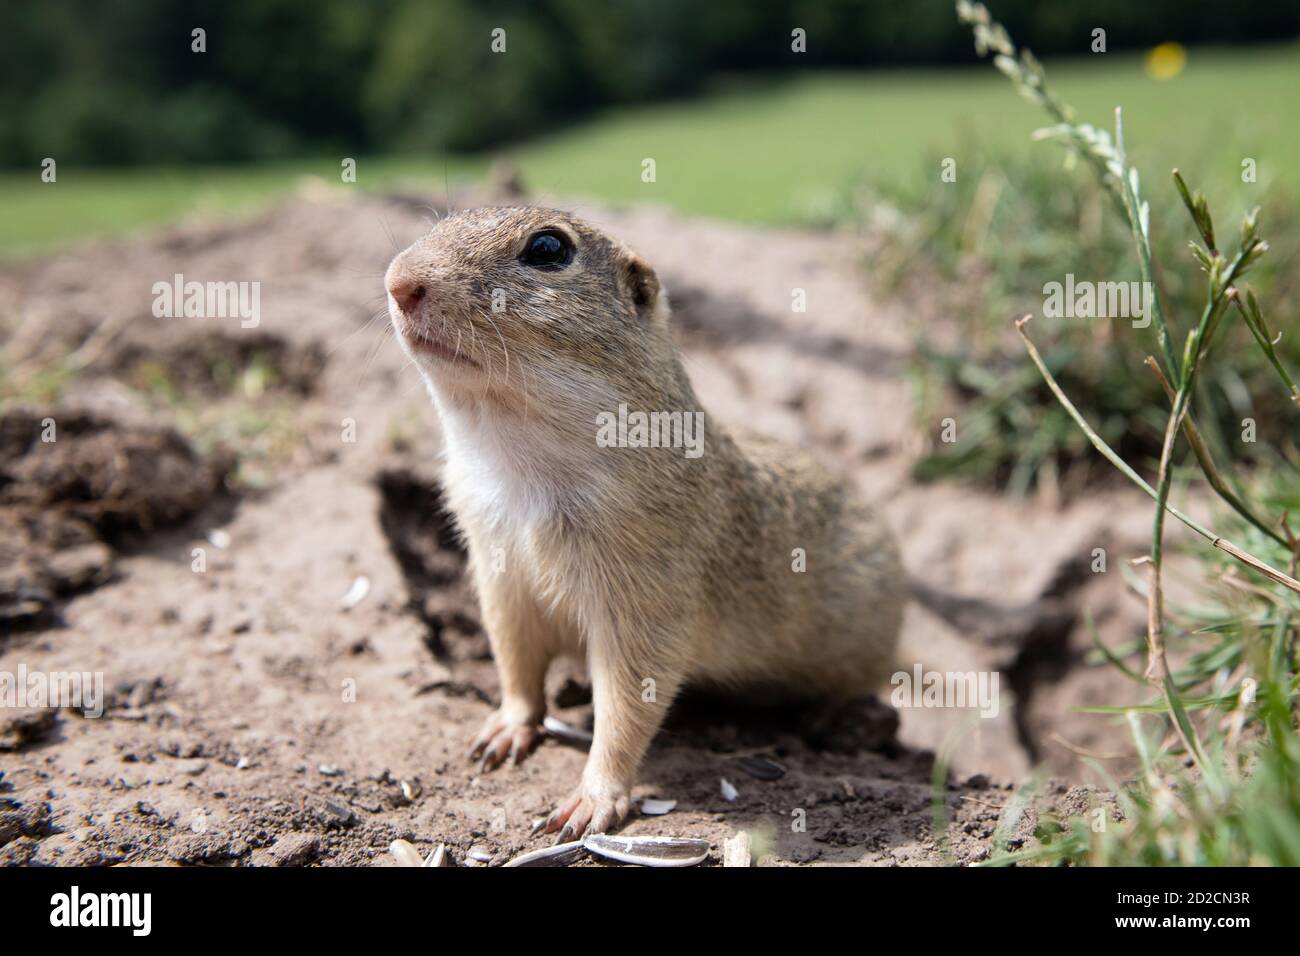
[377,214,399,253]
[452,328,467,381]
[481,310,512,398]
[401,373,427,398]
[443,163,457,215]
[464,319,487,389]
[328,307,391,359]
[355,323,394,388]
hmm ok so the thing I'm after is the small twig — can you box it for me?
[65,311,133,372]
[1216,566,1288,604]
[1279,511,1300,578]
[958,794,1010,810]
[1047,733,1130,761]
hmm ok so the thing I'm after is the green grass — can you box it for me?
[3,43,1298,256]
[0,156,480,258]
[980,473,1300,867]
[518,45,1300,221]
[900,149,1300,496]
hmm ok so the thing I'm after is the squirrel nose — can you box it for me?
[387,271,426,314]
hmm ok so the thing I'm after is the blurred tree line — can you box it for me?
[2,0,1296,167]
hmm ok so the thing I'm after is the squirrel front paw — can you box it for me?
[542,776,632,842]
[468,706,543,772]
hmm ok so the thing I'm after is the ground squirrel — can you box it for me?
[385,206,904,840]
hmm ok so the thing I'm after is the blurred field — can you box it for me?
[3,44,1297,256]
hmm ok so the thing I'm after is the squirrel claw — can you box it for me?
[469,709,542,773]
[543,782,630,841]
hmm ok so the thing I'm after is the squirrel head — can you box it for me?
[386,206,673,414]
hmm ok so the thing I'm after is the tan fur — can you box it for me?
[385,207,904,837]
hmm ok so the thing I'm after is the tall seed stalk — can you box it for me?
[955,1,1300,769]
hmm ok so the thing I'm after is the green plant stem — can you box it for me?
[1015,316,1300,597]
[1234,292,1300,404]
[1144,357,1289,549]
[1113,110,1180,381]
[1146,247,1255,680]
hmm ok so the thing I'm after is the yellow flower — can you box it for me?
[1144,42,1187,80]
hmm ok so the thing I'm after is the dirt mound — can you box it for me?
[0,407,228,628]
[109,330,326,398]
[0,509,110,628]
[1,408,226,535]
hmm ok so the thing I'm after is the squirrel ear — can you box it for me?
[618,250,661,320]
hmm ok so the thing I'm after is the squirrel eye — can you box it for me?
[521,229,574,270]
